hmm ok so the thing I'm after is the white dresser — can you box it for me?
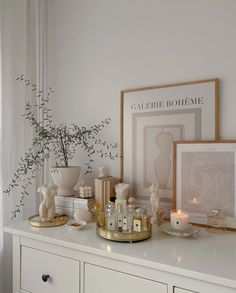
[4,222,236,293]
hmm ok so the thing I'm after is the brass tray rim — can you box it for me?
[96,226,152,242]
[28,214,69,227]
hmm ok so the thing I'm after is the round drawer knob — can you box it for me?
[42,274,50,282]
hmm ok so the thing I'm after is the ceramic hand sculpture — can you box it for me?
[115,183,129,198]
[150,183,164,226]
[38,184,57,219]
[114,183,129,210]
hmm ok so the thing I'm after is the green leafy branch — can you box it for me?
[4,74,118,218]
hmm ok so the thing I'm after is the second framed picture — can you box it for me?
[121,78,218,215]
[174,141,236,230]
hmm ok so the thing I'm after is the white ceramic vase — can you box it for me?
[50,166,81,196]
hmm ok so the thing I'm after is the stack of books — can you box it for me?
[94,176,120,209]
[55,195,95,218]
[74,196,95,211]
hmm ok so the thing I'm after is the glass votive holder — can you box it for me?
[207,209,226,233]
[170,209,189,231]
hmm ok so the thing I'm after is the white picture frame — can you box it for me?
[120,79,218,215]
[174,141,236,230]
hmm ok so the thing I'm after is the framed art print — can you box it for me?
[174,141,236,230]
[120,79,218,215]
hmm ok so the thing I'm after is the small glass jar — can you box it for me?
[207,209,226,233]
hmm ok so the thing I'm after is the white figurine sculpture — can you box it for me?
[150,183,164,225]
[150,184,160,215]
[38,184,57,219]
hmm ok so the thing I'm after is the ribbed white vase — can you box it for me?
[50,166,81,196]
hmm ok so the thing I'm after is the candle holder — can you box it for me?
[160,222,200,238]
[207,209,226,233]
[170,209,189,231]
[160,210,200,237]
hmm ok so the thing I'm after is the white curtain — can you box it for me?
[0,1,3,291]
[0,0,42,292]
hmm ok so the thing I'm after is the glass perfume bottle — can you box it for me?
[116,203,123,232]
[122,205,128,232]
[133,208,143,232]
[142,208,148,232]
[126,204,135,233]
[105,201,115,231]
[122,216,128,232]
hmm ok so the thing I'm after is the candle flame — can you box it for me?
[106,245,111,252]
[177,210,181,215]
[177,256,182,263]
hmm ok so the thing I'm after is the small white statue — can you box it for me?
[150,184,160,215]
[38,184,57,219]
[149,183,164,226]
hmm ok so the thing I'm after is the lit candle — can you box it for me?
[191,196,201,205]
[170,210,189,231]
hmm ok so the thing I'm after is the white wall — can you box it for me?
[47,0,236,181]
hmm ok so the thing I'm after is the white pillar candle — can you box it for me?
[170,210,189,231]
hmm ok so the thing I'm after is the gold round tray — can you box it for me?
[28,214,69,227]
[96,226,152,242]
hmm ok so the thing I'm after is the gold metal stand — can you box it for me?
[96,211,152,242]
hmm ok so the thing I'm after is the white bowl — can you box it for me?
[66,220,87,230]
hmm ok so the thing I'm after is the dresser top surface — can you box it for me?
[5,221,236,288]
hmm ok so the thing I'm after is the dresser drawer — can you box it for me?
[85,263,167,293]
[21,246,79,293]
[174,288,197,293]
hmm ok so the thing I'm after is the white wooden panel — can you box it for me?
[21,246,79,293]
[13,235,21,293]
[85,263,167,293]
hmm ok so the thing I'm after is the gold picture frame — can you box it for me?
[173,140,236,231]
[120,79,218,215]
